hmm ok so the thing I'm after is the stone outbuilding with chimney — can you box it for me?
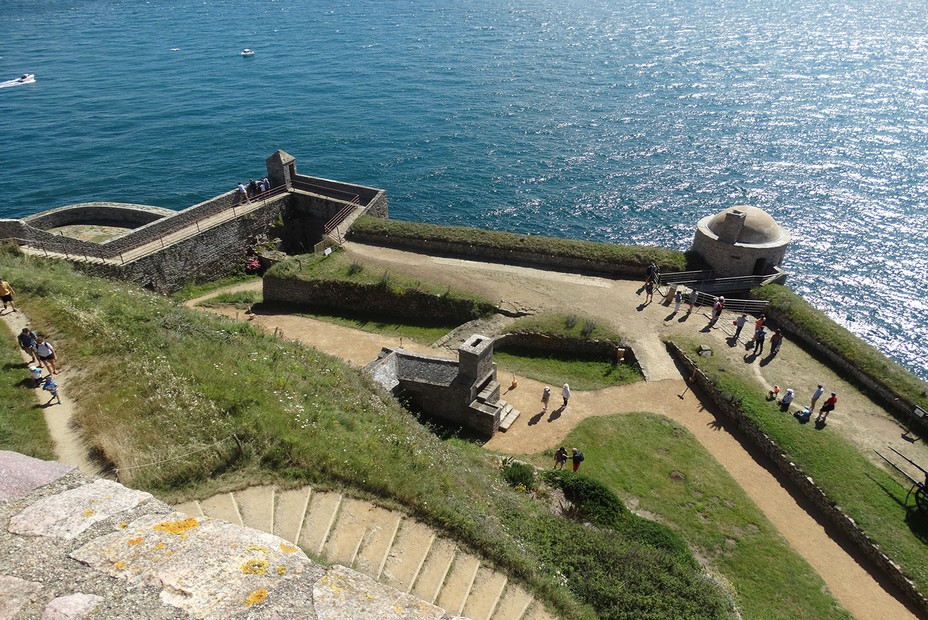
[691,205,791,278]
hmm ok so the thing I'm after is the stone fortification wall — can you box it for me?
[263,275,486,323]
[292,172,383,205]
[346,230,651,279]
[495,332,636,366]
[759,305,928,435]
[23,203,173,230]
[667,342,928,616]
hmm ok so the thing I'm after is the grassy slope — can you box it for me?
[0,322,55,459]
[673,334,928,597]
[554,413,852,620]
[1,255,729,620]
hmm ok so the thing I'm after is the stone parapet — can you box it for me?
[494,332,636,365]
[666,344,928,617]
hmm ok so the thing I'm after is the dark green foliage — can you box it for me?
[543,470,629,528]
[580,320,597,338]
[501,459,536,490]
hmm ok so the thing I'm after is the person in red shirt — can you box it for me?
[817,392,838,424]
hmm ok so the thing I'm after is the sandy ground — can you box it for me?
[185,242,927,619]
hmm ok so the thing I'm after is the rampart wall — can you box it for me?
[494,332,637,366]
[667,341,928,616]
[23,203,173,230]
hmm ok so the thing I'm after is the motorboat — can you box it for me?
[241,48,255,57]
[0,73,35,88]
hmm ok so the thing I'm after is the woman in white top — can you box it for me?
[34,335,58,375]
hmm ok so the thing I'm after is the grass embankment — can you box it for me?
[1,255,729,620]
[171,273,260,302]
[0,323,55,459]
[673,334,928,597]
[495,312,642,390]
[753,284,928,411]
[554,413,852,620]
[350,215,702,272]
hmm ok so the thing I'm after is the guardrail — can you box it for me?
[322,197,362,245]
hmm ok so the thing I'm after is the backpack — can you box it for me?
[578,451,585,462]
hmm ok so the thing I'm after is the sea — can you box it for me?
[1,0,927,381]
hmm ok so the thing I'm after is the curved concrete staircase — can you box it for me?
[174,486,557,620]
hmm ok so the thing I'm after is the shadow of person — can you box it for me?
[759,354,775,367]
[707,419,724,431]
[636,302,649,312]
[727,336,739,348]
[678,313,690,323]
[743,352,758,363]
[548,406,566,422]
[664,311,678,321]
[17,377,37,389]
[700,324,713,333]
[636,285,646,295]
[4,362,32,371]
[528,410,545,426]
[814,418,827,430]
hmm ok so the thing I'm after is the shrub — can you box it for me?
[542,470,628,528]
[501,458,536,491]
[580,320,597,338]
[565,314,578,329]
[347,261,364,276]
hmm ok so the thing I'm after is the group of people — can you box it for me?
[770,383,837,425]
[554,446,585,471]
[731,313,784,357]
[540,383,571,413]
[17,326,61,405]
[236,177,271,203]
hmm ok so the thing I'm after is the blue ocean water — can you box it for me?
[1,0,927,380]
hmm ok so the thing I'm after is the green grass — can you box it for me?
[197,291,262,309]
[504,311,623,342]
[0,254,731,620]
[350,215,705,272]
[284,307,455,346]
[553,413,852,619]
[0,322,55,459]
[753,284,928,411]
[672,334,928,598]
[171,273,260,302]
[494,351,642,391]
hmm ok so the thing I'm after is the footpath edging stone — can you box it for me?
[667,341,928,617]
[0,452,467,620]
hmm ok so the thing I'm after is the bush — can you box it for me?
[543,470,629,528]
[501,458,536,491]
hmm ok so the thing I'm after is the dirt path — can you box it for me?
[0,308,97,476]
[189,245,922,619]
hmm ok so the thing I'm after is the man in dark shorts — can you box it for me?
[18,327,37,363]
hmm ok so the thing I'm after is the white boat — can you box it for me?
[241,48,255,57]
[0,73,35,88]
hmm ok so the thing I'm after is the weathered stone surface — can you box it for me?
[0,451,75,503]
[313,564,447,620]
[70,512,322,619]
[42,593,104,619]
[9,479,153,540]
[0,574,43,619]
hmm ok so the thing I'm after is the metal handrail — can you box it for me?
[291,178,361,202]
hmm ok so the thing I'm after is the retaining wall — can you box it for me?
[23,203,173,230]
[667,341,928,616]
[494,332,637,366]
[263,275,489,323]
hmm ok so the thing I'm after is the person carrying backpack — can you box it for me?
[572,448,585,472]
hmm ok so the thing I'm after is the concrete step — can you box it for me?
[273,486,312,544]
[411,538,457,604]
[462,566,508,620]
[490,583,534,620]
[380,519,437,593]
[353,507,403,580]
[499,406,521,432]
[173,500,204,518]
[435,552,481,616]
[522,601,558,620]
[323,497,371,566]
[297,490,342,557]
[233,485,275,533]
[477,380,501,403]
[198,492,242,526]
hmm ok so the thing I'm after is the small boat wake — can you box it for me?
[0,73,35,88]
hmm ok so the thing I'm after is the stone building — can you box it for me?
[691,205,791,277]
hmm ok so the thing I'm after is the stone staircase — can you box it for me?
[174,485,556,620]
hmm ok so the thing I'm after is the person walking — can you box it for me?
[770,329,784,355]
[810,384,825,411]
[733,314,748,339]
[562,383,571,408]
[0,277,16,313]
[541,386,551,413]
[817,392,838,424]
[571,448,584,472]
[236,182,249,204]
[688,291,697,313]
[712,296,725,321]
[554,446,568,470]
[42,376,61,405]
[674,289,682,313]
[753,328,767,355]
[34,335,59,375]
[18,327,37,363]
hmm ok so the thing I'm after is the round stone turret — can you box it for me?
[692,205,791,277]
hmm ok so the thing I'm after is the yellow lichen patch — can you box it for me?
[153,517,199,536]
[245,588,269,607]
[153,543,167,551]
[128,537,144,546]
[113,561,127,570]
[82,508,96,518]
[279,543,298,553]
[117,522,128,529]
[277,566,286,575]
[241,559,270,575]
[246,544,270,554]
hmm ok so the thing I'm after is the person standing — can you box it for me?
[562,383,571,408]
[34,335,59,375]
[810,384,825,411]
[554,446,568,470]
[817,392,838,424]
[0,277,16,313]
[674,289,682,313]
[712,296,725,321]
[18,327,37,363]
[769,329,784,355]
[571,448,584,472]
[541,386,551,413]
[236,182,249,204]
[644,280,654,303]
[733,314,748,339]
[753,328,767,355]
